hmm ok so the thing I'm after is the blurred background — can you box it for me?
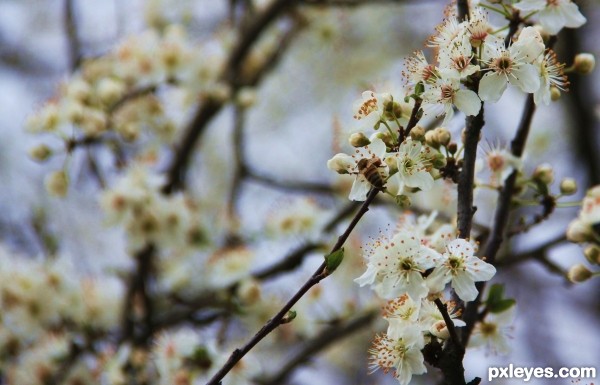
[0,0,599,384]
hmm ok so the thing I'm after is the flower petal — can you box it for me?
[479,72,507,102]
[454,89,481,117]
[509,63,540,93]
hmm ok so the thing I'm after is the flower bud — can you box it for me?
[584,245,600,265]
[236,87,257,108]
[559,178,577,195]
[373,131,395,148]
[532,163,554,185]
[447,142,458,155]
[435,127,451,147]
[432,152,447,169]
[567,263,593,283]
[430,320,450,339]
[573,53,595,75]
[425,130,440,148]
[410,126,425,142]
[45,171,69,197]
[29,144,53,162]
[566,219,590,243]
[349,132,370,147]
[385,156,398,175]
[395,194,411,208]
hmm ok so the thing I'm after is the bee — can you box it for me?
[356,157,385,189]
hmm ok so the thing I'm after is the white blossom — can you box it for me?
[427,239,496,301]
[469,307,515,354]
[479,27,545,102]
[327,137,388,201]
[369,325,427,385]
[387,139,435,194]
[355,232,439,300]
[352,90,393,130]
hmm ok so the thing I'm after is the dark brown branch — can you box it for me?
[462,94,536,345]
[402,98,422,140]
[457,83,484,239]
[457,0,469,21]
[258,310,378,385]
[120,244,155,347]
[205,188,379,385]
[434,298,462,350]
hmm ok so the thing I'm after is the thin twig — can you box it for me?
[434,298,462,351]
[205,188,379,385]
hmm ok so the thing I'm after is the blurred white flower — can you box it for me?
[513,0,586,35]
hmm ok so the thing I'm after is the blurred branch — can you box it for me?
[64,0,82,71]
[253,243,326,280]
[163,0,301,194]
[258,310,378,385]
[562,25,600,185]
[246,170,335,194]
[495,234,567,271]
[299,0,439,5]
[120,244,155,347]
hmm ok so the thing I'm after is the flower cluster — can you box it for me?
[100,165,207,253]
[328,120,443,202]
[355,213,496,384]
[0,249,124,384]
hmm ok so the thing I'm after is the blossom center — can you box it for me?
[400,258,414,272]
[448,256,464,272]
[480,322,497,336]
[356,97,378,119]
[440,84,455,102]
[452,55,471,72]
[491,54,514,75]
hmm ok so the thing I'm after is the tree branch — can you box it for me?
[205,188,379,385]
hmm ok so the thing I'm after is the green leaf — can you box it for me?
[485,284,516,313]
[325,248,344,274]
[486,283,504,304]
[281,310,297,324]
[489,299,516,313]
